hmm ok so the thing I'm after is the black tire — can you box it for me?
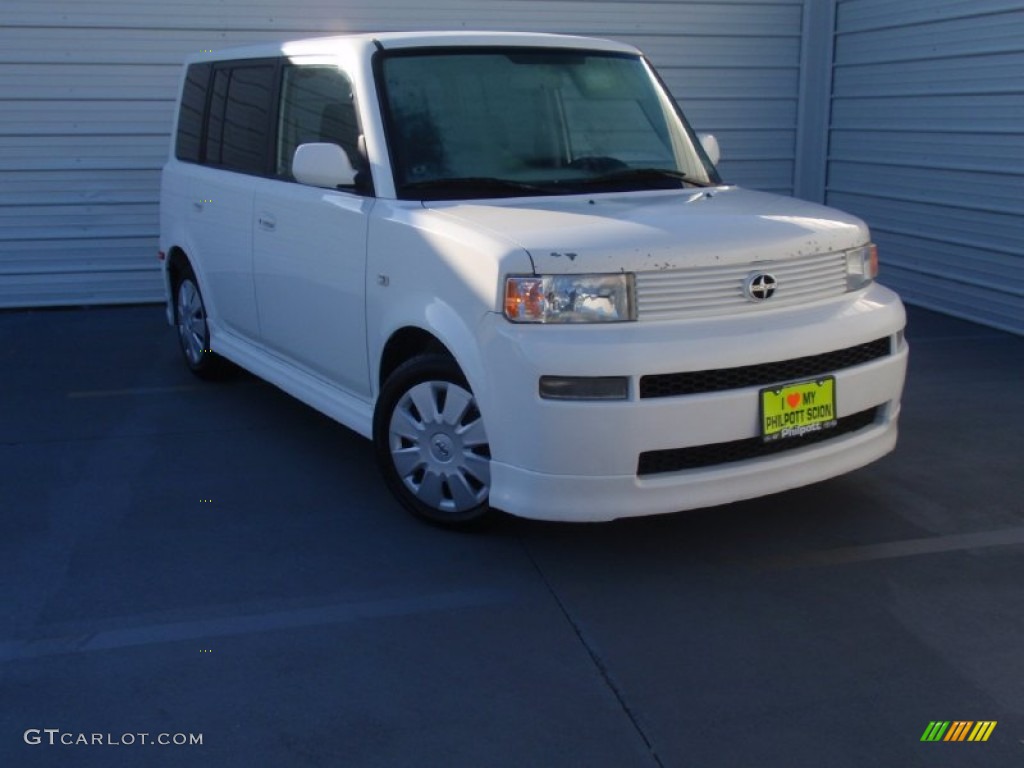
[172,264,230,380]
[374,354,492,526]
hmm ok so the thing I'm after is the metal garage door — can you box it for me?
[828,0,1024,334]
[0,0,804,308]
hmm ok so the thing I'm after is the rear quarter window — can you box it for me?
[174,63,211,163]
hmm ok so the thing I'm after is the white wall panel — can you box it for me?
[0,0,804,307]
[829,0,1024,334]
[5,0,1021,333]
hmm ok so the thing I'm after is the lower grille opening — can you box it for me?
[637,407,880,476]
[639,337,891,399]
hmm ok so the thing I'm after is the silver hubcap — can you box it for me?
[388,381,491,514]
[176,280,207,366]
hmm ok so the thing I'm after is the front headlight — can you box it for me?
[504,274,636,323]
[845,243,878,290]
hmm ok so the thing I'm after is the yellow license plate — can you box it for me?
[760,377,837,443]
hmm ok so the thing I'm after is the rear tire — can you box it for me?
[173,265,230,380]
[374,354,492,526]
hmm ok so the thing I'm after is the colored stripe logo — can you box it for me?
[921,721,997,742]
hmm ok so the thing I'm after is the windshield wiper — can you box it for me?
[572,168,716,189]
[400,177,548,200]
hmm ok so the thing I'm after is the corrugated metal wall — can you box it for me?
[0,0,804,308]
[4,1,1023,334]
[828,0,1024,334]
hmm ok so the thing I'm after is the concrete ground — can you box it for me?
[1,303,1022,767]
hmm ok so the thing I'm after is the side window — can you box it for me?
[203,63,275,174]
[175,63,211,163]
[222,65,275,174]
[277,66,360,180]
[204,68,229,165]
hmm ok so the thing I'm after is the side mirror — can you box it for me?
[698,133,721,166]
[293,143,357,189]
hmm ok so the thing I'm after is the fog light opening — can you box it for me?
[539,376,629,401]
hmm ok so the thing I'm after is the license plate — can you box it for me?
[760,377,837,443]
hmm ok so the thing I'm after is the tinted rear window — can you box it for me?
[175,63,211,163]
[221,65,275,174]
[194,62,276,175]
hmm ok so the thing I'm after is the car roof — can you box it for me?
[183,30,639,64]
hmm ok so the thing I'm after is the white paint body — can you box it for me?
[160,32,908,521]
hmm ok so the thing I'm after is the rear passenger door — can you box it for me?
[187,61,276,340]
[252,62,373,398]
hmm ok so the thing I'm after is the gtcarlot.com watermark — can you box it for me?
[24,728,203,747]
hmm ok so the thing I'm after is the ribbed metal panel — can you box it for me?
[636,251,847,321]
[829,0,1024,334]
[0,0,804,308]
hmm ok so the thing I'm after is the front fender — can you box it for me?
[373,299,493,413]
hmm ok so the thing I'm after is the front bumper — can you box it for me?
[474,283,908,521]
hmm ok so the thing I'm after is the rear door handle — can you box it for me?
[257,214,276,231]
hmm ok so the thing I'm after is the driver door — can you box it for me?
[252,63,373,398]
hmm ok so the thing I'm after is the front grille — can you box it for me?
[639,337,891,399]
[635,251,847,321]
[637,407,880,476]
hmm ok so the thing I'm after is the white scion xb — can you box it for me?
[159,31,908,525]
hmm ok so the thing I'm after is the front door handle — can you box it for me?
[257,214,276,231]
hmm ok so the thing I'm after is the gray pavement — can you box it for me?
[1,303,1022,767]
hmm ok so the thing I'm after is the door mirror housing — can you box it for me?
[293,143,358,189]
[698,133,721,166]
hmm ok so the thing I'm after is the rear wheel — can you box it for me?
[374,354,492,526]
[173,265,229,379]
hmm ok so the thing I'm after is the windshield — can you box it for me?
[378,48,720,200]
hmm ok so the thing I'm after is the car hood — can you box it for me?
[424,186,869,274]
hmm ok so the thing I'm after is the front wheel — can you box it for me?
[374,355,492,526]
